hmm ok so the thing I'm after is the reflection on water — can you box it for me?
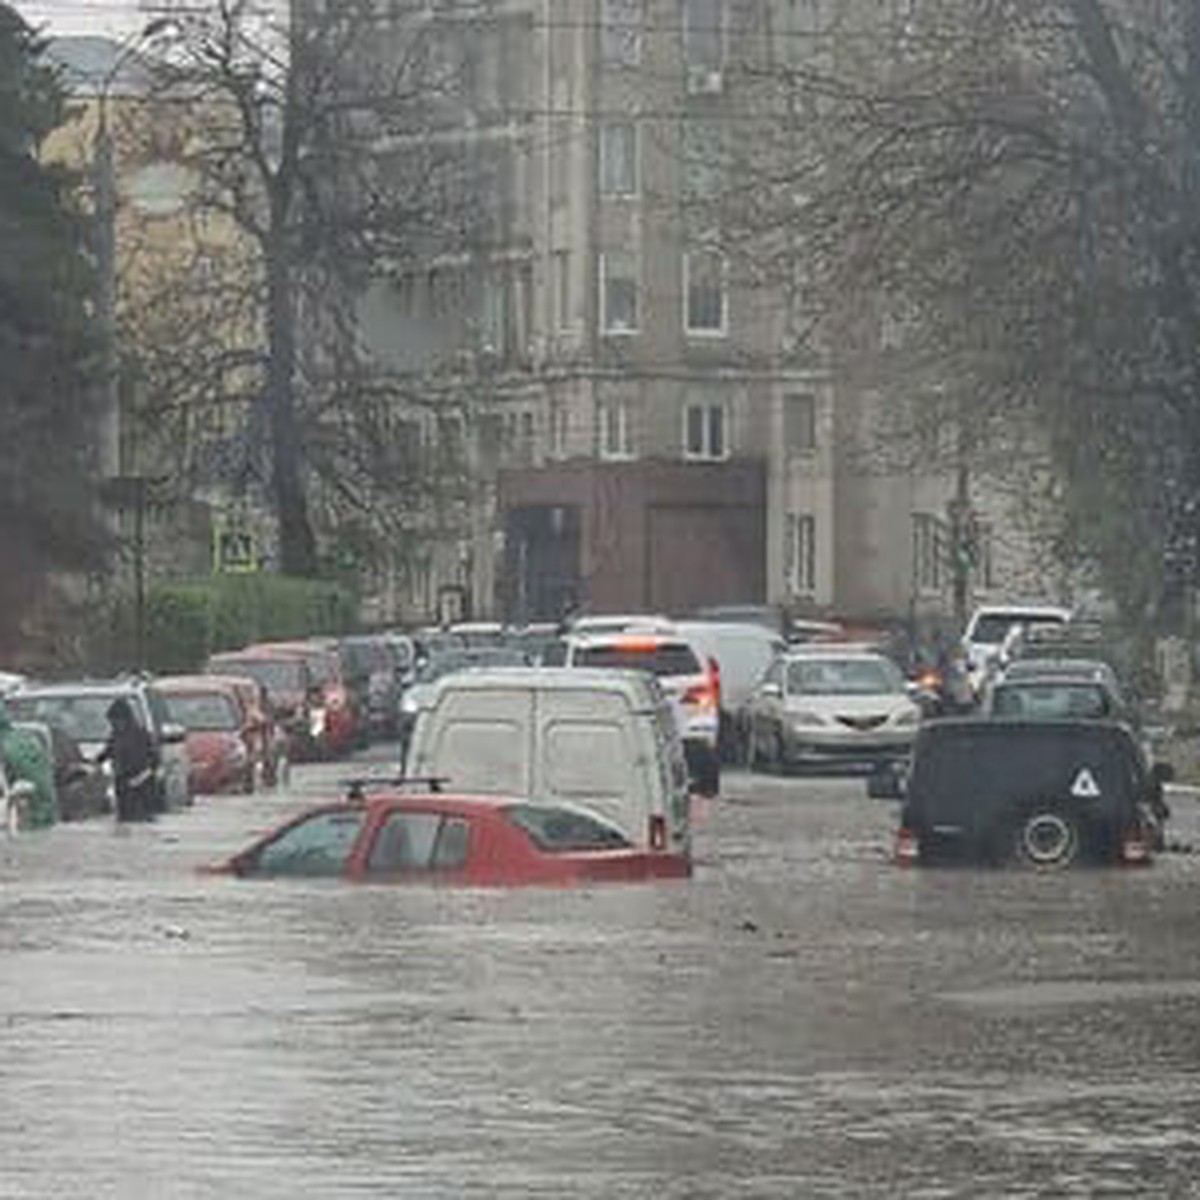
[2,771,1200,1196]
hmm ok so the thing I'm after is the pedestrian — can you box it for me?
[0,708,58,829]
[96,699,160,822]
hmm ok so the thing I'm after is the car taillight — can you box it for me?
[893,826,919,866]
[682,680,717,711]
[1120,828,1150,866]
[649,814,666,851]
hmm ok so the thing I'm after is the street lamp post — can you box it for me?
[92,19,176,480]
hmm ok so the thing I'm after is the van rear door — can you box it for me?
[533,685,656,847]
[414,686,533,796]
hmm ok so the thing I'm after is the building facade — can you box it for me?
[327,0,1052,626]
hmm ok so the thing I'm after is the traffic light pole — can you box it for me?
[947,410,973,631]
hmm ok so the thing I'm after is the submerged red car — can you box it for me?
[206,793,692,886]
[158,676,255,795]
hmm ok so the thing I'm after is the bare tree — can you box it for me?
[702,0,1200,625]
[120,0,478,578]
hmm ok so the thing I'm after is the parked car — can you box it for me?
[7,679,191,811]
[568,614,674,637]
[405,667,692,856]
[248,643,358,758]
[564,632,721,796]
[156,677,258,795]
[691,604,788,636]
[512,623,566,665]
[742,647,920,772]
[207,793,691,886]
[13,720,110,821]
[961,603,1072,690]
[448,621,513,649]
[209,673,287,788]
[339,635,404,740]
[205,651,319,763]
[672,621,786,762]
[984,676,1125,722]
[1000,656,1125,696]
[868,718,1172,868]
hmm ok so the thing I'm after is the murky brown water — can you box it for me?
[3,764,1200,1197]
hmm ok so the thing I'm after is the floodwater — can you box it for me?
[4,762,1200,1197]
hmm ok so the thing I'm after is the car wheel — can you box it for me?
[1013,806,1081,869]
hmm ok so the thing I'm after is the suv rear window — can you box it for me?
[506,804,632,852]
[574,643,701,677]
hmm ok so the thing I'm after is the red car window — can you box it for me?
[367,812,469,874]
[505,804,631,852]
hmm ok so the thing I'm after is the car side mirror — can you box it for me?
[867,762,904,800]
[161,722,187,745]
[1151,762,1176,785]
[760,682,782,699]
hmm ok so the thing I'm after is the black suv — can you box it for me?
[868,718,1171,867]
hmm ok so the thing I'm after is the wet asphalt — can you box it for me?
[3,751,1200,1198]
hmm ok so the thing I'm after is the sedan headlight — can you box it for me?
[792,710,827,727]
[894,707,920,727]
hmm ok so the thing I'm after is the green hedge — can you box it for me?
[143,575,358,674]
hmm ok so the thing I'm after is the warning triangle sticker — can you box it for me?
[1070,768,1101,798]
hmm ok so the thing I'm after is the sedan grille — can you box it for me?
[836,714,889,732]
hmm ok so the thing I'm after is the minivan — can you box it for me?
[405,667,691,856]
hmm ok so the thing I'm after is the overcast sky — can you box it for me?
[15,1,149,37]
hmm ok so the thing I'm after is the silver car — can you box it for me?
[744,649,920,771]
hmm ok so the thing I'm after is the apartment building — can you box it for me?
[335,0,1046,625]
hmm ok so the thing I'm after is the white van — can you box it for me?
[405,667,691,855]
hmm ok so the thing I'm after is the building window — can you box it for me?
[600,252,639,334]
[684,0,724,72]
[684,250,727,334]
[597,398,633,459]
[479,272,506,353]
[602,0,641,65]
[599,121,638,196]
[784,513,816,594]
[683,401,728,460]
[785,393,817,453]
[554,250,571,328]
[912,512,943,593]
[549,401,568,457]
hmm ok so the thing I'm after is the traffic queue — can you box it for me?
[0,604,1180,878]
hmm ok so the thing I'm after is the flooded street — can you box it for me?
[4,757,1200,1197]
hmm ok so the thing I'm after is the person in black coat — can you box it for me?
[96,699,161,822]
